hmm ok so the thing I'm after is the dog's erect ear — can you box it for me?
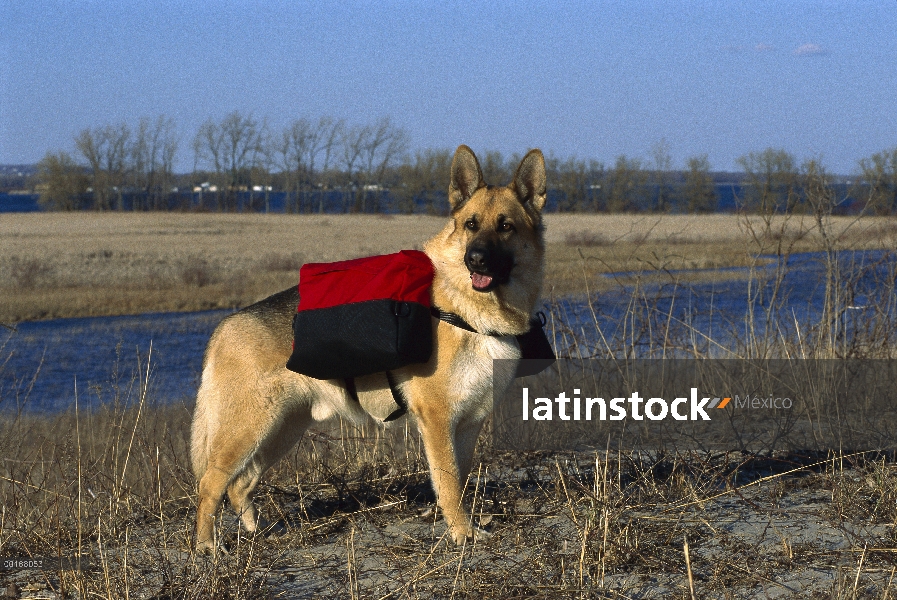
[512,149,546,213]
[449,145,485,211]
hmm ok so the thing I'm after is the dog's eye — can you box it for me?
[499,222,515,232]
[465,219,478,231]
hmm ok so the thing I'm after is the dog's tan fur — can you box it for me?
[191,145,546,553]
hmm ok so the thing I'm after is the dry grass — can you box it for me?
[4,393,897,598]
[4,211,897,596]
[2,213,895,323]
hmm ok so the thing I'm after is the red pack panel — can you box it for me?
[297,250,434,312]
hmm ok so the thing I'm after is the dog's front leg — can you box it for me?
[417,411,476,545]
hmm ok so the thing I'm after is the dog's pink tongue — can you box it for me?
[471,273,493,290]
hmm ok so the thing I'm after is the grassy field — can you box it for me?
[3,212,897,597]
[3,397,897,598]
[2,212,896,323]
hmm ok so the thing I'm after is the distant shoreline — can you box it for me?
[2,212,894,324]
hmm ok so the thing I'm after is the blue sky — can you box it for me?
[2,1,895,174]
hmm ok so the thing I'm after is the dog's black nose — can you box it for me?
[465,247,488,271]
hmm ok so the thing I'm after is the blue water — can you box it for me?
[3,250,896,413]
[0,310,233,413]
[0,184,865,214]
[0,194,41,212]
[549,249,897,358]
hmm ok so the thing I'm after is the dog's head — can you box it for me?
[447,145,546,294]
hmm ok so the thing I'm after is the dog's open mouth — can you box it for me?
[470,272,494,291]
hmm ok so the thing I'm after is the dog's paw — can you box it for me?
[450,524,491,545]
[194,539,218,556]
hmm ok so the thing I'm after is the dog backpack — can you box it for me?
[286,250,435,380]
[285,249,556,400]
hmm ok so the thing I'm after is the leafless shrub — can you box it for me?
[564,230,609,247]
[8,257,54,289]
[665,234,702,245]
[180,259,218,287]
[762,227,808,244]
[259,253,303,273]
[3,309,897,597]
[866,220,897,241]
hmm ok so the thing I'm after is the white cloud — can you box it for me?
[754,43,775,52]
[794,43,825,56]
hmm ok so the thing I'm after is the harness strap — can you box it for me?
[344,372,408,422]
[430,305,545,337]
[345,309,549,421]
[429,306,485,334]
[382,371,408,422]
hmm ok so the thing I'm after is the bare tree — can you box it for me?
[252,122,275,212]
[585,160,606,211]
[279,116,344,213]
[395,148,452,214]
[280,118,313,213]
[858,148,897,214]
[651,139,674,212]
[132,119,151,208]
[194,111,262,210]
[552,156,590,212]
[132,116,179,210]
[75,123,130,210]
[36,151,89,210]
[340,123,371,212]
[193,119,225,209]
[358,117,409,212]
[683,155,717,213]
[605,155,647,212]
[737,148,800,213]
[481,151,511,186]
[312,117,343,213]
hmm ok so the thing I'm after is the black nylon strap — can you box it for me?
[430,306,482,334]
[383,371,408,422]
[344,373,408,422]
[430,305,542,338]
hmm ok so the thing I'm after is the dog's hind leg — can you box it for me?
[195,435,280,552]
[226,406,314,538]
[227,462,263,534]
[195,463,233,554]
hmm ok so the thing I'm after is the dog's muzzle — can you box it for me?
[464,244,512,292]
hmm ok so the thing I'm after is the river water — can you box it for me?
[0,310,232,413]
[2,250,896,413]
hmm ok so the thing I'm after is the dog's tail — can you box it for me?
[190,364,216,480]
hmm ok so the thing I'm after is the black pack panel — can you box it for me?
[286,300,433,380]
[515,321,556,378]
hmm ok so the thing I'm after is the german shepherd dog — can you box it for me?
[191,145,546,553]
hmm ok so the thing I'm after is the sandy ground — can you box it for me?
[4,447,896,599]
[2,212,894,323]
